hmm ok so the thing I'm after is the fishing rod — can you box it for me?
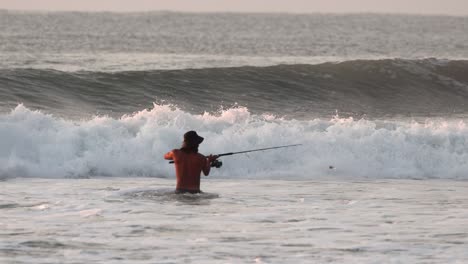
[168,144,302,167]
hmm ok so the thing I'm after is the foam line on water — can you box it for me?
[1,104,468,180]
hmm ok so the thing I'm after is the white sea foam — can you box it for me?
[1,104,468,180]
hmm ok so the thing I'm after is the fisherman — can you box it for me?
[164,131,219,194]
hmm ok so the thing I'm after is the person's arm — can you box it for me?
[202,157,211,176]
[202,155,218,176]
[164,149,176,160]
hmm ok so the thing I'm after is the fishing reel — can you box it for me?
[210,160,223,168]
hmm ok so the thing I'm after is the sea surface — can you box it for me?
[1,11,468,263]
[2,178,468,263]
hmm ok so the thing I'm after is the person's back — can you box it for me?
[165,149,210,192]
[164,131,217,193]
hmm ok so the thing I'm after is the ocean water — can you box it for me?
[2,178,468,263]
[1,11,468,263]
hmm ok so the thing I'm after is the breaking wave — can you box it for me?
[1,104,468,180]
[1,59,468,118]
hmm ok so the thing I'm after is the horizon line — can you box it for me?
[1,8,468,18]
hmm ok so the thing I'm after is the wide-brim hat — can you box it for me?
[183,131,204,146]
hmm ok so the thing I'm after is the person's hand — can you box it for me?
[207,155,219,162]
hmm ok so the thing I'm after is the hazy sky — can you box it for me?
[1,0,468,15]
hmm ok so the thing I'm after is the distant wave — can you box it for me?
[1,59,468,118]
[1,104,468,180]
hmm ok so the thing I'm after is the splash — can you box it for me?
[1,104,468,180]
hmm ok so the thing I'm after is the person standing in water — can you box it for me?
[164,131,219,194]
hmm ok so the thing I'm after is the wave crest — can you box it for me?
[1,59,468,118]
[1,104,468,180]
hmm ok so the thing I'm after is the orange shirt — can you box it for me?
[164,149,210,191]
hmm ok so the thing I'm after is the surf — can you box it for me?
[1,104,468,180]
[2,59,468,119]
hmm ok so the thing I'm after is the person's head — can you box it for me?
[181,131,204,153]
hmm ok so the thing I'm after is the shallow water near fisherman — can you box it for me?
[1,178,468,263]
